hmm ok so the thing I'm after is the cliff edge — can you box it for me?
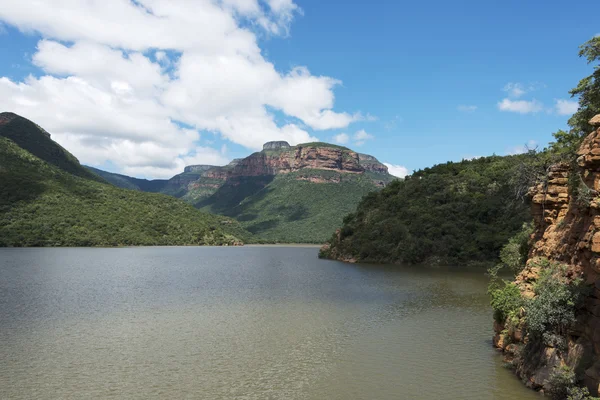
[494,115,600,396]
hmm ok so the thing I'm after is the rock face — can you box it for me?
[494,116,600,395]
[263,141,291,151]
[184,165,215,173]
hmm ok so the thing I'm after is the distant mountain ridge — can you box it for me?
[88,140,395,243]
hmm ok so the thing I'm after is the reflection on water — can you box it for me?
[0,247,537,399]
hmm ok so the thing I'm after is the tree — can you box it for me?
[551,37,600,155]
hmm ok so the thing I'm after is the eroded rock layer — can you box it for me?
[494,117,600,395]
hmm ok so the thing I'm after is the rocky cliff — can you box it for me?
[494,116,600,396]
[226,143,378,178]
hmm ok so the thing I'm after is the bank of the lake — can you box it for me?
[0,246,538,399]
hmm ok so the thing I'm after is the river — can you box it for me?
[0,246,538,399]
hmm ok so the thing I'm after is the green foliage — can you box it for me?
[525,260,584,339]
[567,386,600,400]
[0,137,248,247]
[497,222,534,275]
[323,154,532,265]
[489,282,523,324]
[550,36,600,155]
[547,366,577,400]
[199,170,388,243]
[0,113,103,182]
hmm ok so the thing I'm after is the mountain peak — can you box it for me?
[263,141,291,151]
[184,165,216,173]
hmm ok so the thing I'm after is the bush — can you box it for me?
[547,366,577,400]
[525,261,585,338]
[490,282,523,324]
[498,222,534,274]
[567,386,600,400]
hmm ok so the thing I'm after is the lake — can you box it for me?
[0,246,538,399]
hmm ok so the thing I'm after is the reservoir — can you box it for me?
[0,246,537,399]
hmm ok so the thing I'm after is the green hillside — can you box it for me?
[0,112,102,182]
[198,169,383,243]
[86,141,395,244]
[0,116,249,247]
[320,154,534,266]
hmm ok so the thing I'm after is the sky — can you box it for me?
[0,0,597,179]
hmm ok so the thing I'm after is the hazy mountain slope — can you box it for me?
[85,166,168,192]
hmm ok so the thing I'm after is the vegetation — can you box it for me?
[489,282,522,324]
[549,36,600,157]
[321,154,534,265]
[497,222,534,275]
[0,131,248,247]
[525,260,585,341]
[198,170,386,243]
[0,112,102,182]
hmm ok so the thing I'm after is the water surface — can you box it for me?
[0,247,537,399]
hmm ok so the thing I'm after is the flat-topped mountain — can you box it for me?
[89,141,395,243]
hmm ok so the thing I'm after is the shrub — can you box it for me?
[567,386,600,400]
[547,366,576,400]
[490,281,523,324]
[498,222,534,274]
[525,261,584,338]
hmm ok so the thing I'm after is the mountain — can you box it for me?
[319,154,534,266]
[0,112,102,182]
[0,113,248,247]
[89,141,395,243]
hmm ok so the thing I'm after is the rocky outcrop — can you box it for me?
[184,165,215,173]
[263,141,291,151]
[494,116,600,395]
[229,144,369,177]
[358,153,389,174]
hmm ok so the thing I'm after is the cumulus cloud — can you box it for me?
[457,105,477,112]
[333,133,349,145]
[0,0,358,178]
[383,163,409,178]
[503,83,526,98]
[503,82,545,98]
[498,98,543,114]
[353,129,374,146]
[555,99,579,116]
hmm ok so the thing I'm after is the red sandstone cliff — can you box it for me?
[494,116,600,395]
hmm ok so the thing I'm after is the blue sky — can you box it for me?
[0,0,597,178]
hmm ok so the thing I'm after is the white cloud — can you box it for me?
[503,83,526,98]
[0,0,360,178]
[498,98,543,114]
[502,82,545,98]
[333,133,349,145]
[555,99,579,116]
[506,140,538,155]
[457,105,477,112]
[383,163,409,178]
[353,129,374,146]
